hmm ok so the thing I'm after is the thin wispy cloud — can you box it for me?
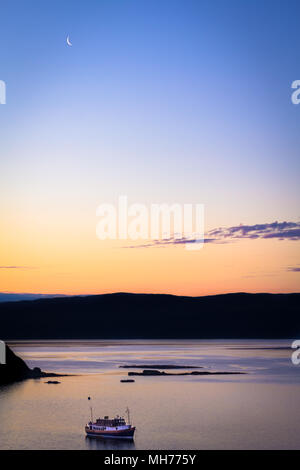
[286,266,300,273]
[0,266,36,269]
[125,221,300,248]
[208,221,300,241]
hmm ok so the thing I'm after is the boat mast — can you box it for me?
[88,396,94,422]
[126,407,131,425]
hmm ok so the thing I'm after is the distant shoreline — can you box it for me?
[6,339,295,345]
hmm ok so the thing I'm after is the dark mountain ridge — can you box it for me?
[0,292,299,340]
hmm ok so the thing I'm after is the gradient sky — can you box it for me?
[0,0,299,296]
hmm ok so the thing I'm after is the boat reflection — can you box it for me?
[85,435,136,450]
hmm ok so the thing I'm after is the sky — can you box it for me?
[0,0,299,296]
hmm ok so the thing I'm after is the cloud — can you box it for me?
[0,266,35,269]
[125,220,300,248]
[207,221,300,241]
[286,266,300,272]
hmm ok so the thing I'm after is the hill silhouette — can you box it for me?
[0,292,299,340]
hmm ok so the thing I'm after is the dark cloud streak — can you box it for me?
[125,220,300,248]
[287,266,300,272]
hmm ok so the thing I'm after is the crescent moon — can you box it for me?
[66,36,72,46]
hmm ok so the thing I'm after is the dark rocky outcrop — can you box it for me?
[0,345,67,385]
[120,364,200,369]
[128,369,245,376]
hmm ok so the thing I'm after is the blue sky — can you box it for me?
[1,1,299,223]
[0,0,299,295]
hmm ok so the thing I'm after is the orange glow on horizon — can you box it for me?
[1,212,299,296]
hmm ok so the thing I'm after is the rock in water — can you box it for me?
[0,345,31,384]
[0,345,67,385]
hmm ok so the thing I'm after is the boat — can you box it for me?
[85,406,136,439]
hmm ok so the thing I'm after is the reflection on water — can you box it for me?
[8,339,299,381]
[0,340,300,450]
[85,436,136,450]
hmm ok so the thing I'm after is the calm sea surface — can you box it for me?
[0,339,299,449]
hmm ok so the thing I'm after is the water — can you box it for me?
[0,339,299,449]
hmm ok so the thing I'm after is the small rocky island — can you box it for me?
[0,345,67,385]
[128,369,246,376]
[120,364,201,369]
